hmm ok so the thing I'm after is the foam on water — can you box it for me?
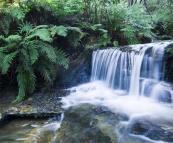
[61,42,173,142]
[62,81,173,122]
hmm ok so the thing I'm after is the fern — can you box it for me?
[1,51,18,74]
[13,66,27,102]
[5,35,22,42]
[54,48,69,69]
[67,26,83,35]
[28,45,39,65]
[34,29,53,42]
[0,16,69,102]
[121,25,138,44]
[0,52,5,69]
[36,41,57,62]
[18,22,33,34]
[0,17,11,35]
[35,59,54,83]
[54,25,68,37]
[26,27,53,42]
[98,33,111,47]
[0,43,18,52]
[2,7,25,20]
[123,3,154,42]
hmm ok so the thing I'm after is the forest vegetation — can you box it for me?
[0,0,173,102]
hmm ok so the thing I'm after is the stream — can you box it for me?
[1,42,173,143]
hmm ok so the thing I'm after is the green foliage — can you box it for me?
[0,22,69,102]
[1,51,18,74]
[146,0,173,37]
[98,33,111,47]
[1,0,170,102]
[53,26,68,37]
[0,17,11,36]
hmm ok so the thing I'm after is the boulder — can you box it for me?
[56,103,128,143]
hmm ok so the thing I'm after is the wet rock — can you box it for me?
[131,119,173,142]
[55,50,92,88]
[56,104,128,143]
[0,89,69,123]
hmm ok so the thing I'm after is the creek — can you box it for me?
[1,42,173,143]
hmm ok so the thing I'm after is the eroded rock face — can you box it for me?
[56,104,128,143]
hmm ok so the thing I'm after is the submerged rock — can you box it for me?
[131,119,173,142]
[56,104,128,143]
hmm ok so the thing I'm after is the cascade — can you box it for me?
[61,42,173,143]
[91,42,171,98]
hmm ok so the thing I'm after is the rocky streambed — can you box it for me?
[1,89,173,143]
[1,45,173,142]
[0,89,69,124]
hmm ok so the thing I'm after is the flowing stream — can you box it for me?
[61,42,173,143]
[0,114,64,143]
[1,42,173,143]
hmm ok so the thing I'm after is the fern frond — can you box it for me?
[37,41,57,62]
[121,25,138,44]
[13,65,36,103]
[0,17,11,35]
[2,51,18,74]
[25,69,36,94]
[18,22,33,34]
[13,85,25,103]
[19,49,31,71]
[36,62,52,82]
[54,25,68,37]
[30,25,49,32]
[35,58,56,83]
[0,43,17,52]
[26,28,52,42]
[98,33,111,47]
[67,26,83,34]
[28,45,39,65]
[0,52,5,69]
[90,24,102,31]
[2,7,25,20]
[54,48,69,69]
[0,35,5,41]
[5,35,21,43]
[13,66,27,102]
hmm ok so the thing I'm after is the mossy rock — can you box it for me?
[56,104,127,143]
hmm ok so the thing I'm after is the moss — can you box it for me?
[20,106,35,114]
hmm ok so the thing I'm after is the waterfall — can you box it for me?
[61,41,173,143]
[90,42,171,98]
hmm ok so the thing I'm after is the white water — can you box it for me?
[61,42,173,143]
